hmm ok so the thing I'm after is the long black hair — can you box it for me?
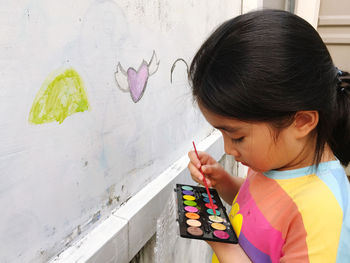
[189,9,350,166]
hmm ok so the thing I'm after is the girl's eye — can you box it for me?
[232,137,244,143]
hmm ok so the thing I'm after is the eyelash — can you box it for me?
[232,137,244,143]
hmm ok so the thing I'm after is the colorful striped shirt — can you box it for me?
[212,160,350,262]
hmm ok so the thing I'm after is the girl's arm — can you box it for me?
[208,241,252,263]
[188,151,245,204]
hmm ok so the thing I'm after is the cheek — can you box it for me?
[246,140,275,169]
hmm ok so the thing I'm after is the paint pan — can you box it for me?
[209,215,224,223]
[187,226,203,236]
[211,223,226,231]
[183,200,197,207]
[185,212,200,220]
[182,190,194,195]
[203,197,216,204]
[186,219,202,227]
[207,209,221,216]
[205,203,218,210]
[184,206,198,213]
[183,195,195,201]
[175,184,238,244]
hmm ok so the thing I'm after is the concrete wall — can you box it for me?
[0,1,241,262]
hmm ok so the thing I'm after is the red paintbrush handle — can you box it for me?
[192,141,217,216]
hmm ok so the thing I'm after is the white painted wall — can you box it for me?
[0,1,240,262]
[51,131,225,263]
[242,0,264,13]
[295,0,321,28]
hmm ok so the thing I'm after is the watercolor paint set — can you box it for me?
[175,184,238,244]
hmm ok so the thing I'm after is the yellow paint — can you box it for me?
[182,195,196,201]
[29,68,90,124]
[211,222,226,231]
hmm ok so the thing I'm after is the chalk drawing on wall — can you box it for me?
[170,58,189,84]
[29,68,90,124]
[114,50,160,103]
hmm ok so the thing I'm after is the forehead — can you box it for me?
[198,104,279,138]
[199,105,250,131]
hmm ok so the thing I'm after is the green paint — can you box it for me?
[29,68,90,124]
[183,200,197,207]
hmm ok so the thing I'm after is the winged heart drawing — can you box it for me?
[115,51,160,103]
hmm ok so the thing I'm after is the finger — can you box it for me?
[188,151,202,168]
[196,151,210,162]
[188,151,210,167]
[188,162,205,183]
[203,176,212,188]
[201,165,212,175]
[189,165,213,187]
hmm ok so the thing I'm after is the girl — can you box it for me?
[187,9,350,263]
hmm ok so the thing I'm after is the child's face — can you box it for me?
[200,106,301,172]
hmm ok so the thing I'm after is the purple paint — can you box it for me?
[182,190,194,195]
[184,206,198,213]
[213,230,230,240]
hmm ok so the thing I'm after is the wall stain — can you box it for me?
[120,195,132,207]
[127,160,154,176]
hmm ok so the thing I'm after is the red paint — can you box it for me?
[205,203,218,210]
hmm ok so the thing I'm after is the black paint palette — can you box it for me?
[175,184,238,244]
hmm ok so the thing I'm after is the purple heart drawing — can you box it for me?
[127,61,149,103]
[115,51,160,103]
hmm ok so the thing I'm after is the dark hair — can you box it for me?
[189,9,350,166]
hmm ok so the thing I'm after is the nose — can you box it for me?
[222,134,240,158]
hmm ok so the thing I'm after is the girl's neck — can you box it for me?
[279,142,335,171]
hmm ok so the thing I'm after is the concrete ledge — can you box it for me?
[50,130,224,263]
[51,216,129,263]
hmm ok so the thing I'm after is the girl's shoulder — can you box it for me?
[246,161,349,216]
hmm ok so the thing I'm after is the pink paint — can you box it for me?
[184,206,198,213]
[127,61,149,103]
[213,230,230,240]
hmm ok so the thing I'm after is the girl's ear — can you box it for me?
[293,111,319,139]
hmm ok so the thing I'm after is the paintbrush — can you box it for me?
[192,141,217,217]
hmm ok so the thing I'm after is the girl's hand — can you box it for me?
[187,150,230,188]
